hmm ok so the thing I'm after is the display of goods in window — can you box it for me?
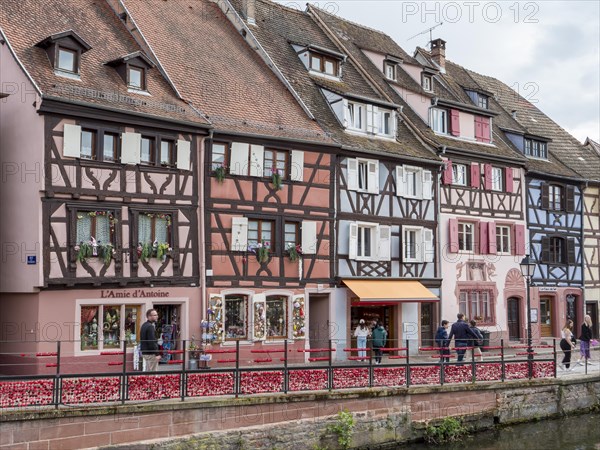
[207,296,224,343]
[292,297,306,339]
[254,302,266,340]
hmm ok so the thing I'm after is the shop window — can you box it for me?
[80,304,142,351]
[266,296,287,338]
[225,295,248,340]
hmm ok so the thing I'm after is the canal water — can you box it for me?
[403,413,600,449]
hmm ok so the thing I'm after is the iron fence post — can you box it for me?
[121,339,127,405]
[235,340,240,398]
[405,339,411,388]
[501,339,505,382]
[181,339,187,401]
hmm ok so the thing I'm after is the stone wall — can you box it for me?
[1,377,599,449]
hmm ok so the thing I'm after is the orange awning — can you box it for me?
[343,279,439,303]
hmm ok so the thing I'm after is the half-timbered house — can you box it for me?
[0,0,210,373]
[118,0,336,361]
[224,0,443,356]
[469,70,588,340]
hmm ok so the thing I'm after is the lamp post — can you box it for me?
[520,255,536,378]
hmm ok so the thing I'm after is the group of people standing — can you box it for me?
[353,319,388,364]
[435,314,484,364]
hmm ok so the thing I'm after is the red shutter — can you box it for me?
[488,221,497,255]
[484,164,493,190]
[450,109,460,136]
[479,221,488,254]
[513,224,526,256]
[443,160,453,185]
[470,163,481,188]
[481,117,491,143]
[448,218,459,253]
[474,116,483,141]
[505,167,514,193]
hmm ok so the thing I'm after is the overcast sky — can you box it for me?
[285,1,600,143]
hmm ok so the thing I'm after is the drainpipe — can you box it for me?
[200,129,213,328]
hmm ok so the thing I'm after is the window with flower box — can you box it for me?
[225,295,248,340]
[247,220,274,248]
[80,304,142,351]
[263,149,289,179]
[211,142,229,171]
[74,210,118,263]
[137,212,172,261]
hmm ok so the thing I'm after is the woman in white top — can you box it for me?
[559,319,575,370]
[354,319,370,359]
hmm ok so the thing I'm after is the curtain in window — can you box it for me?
[155,217,168,243]
[96,215,110,244]
[77,214,91,243]
[139,215,152,243]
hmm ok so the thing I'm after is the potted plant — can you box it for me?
[76,241,93,262]
[286,243,302,262]
[253,242,270,263]
[102,243,115,266]
[188,337,201,370]
[139,242,152,262]
[213,163,227,183]
[156,242,171,261]
[271,168,282,190]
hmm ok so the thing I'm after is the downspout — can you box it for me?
[200,129,214,328]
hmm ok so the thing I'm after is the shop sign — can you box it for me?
[100,289,170,298]
[539,287,557,292]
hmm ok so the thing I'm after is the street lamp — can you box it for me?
[520,255,536,378]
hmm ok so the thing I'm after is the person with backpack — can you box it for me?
[435,320,450,362]
[469,320,484,362]
[448,313,478,364]
[371,320,387,365]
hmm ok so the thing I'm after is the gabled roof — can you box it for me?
[105,51,155,68]
[35,29,92,51]
[0,0,208,126]
[120,0,331,144]
[224,0,439,162]
[310,6,525,164]
[584,138,600,156]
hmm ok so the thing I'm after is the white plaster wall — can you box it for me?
[331,287,348,361]
[402,63,423,84]
[391,85,429,122]
[362,49,385,75]
[0,41,44,292]
[459,111,475,140]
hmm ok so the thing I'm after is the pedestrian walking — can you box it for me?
[435,320,450,362]
[575,315,594,366]
[469,320,484,362]
[371,320,387,365]
[354,319,370,359]
[559,319,576,371]
[140,309,161,372]
[448,313,477,364]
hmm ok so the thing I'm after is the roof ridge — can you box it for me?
[256,0,305,15]
[307,3,394,39]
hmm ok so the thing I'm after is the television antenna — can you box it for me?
[407,23,444,49]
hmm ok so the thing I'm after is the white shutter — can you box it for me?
[176,139,191,170]
[342,98,349,128]
[301,220,317,255]
[290,150,304,181]
[373,106,380,134]
[367,160,379,194]
[121,132,141,165]
[249,144,264,177]
[229,142,249,175]
[230,217,248,252]
[349,223,358,260]
[347,158,358,191]
[422,169,433,200]
[423,227,434,262]
[63,124,82,158]
[396,166,405,197]
[378,225,391,261]
[252,293,266,341]
[366,104,374,133]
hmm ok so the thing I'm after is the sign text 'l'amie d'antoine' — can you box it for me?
[100,289,170,298]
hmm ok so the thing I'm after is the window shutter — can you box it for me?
[567,238,576,264]
[378,225,391,261]
[367,160,379,194]
[249,144,264,177]
[505,167,514,193]
[474,116,483,141]
[252,294,266,341]
[541,236,550,263]
[347,158,358,190]
[395,166,405,197]
[442,160,453,185]
[63,124,82,158]
[450,109,460,136]
[484,164,493,190]
[121,132,141,165]
[229,142,249,176]
[423,228,434,262]
[230,217,248,252]
[448,218,459,253]
[301,220,317,255]
[422,170,433,200]
[479,221,489,254]
[513,224,526,256]
[176,139,191,170]
[366,104,374,133]
[349,223,358,260]
[342,98,349,128]
[487,221,497,255]
[290,150,304,181]
[541,183,550,210]
[470,163,481,188]
[481,117,491,143]
[565,185,576,213]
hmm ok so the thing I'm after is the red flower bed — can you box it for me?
[373,367,406,387]
[0,379,54,408]
[240,371,283,394]
[505,362,531,380]
[288,369,328,391]
[62,377,120,404]
[475,363,503,382]
[533,361,555,378]
[187,372,235,397]
[410,366,440,385]
[332,368,369,389]
[128,374,180,400]
[443,365,473,383]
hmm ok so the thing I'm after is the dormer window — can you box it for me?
[465,90,490,110]
[309,52,339,76]
[293,43,345,79]
[36,30,92,76]
[524,138,548,159]
[385,62,396,80]
[477,95,488,109]
[106,51,154,93]
[422,74,433,92]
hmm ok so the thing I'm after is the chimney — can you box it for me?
[242,0,256,25]
[430,38,446,71]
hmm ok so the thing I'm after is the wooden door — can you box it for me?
[420,303,434,347]
[540,298,553,337]
[507,297,520,341]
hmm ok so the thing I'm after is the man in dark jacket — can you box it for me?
[435,320,450,362]
[140,309,161,371]
[371,321,387,365]
[448,313,477,364]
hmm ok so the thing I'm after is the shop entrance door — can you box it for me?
[540,298,553,337]
[154,304,181,364]
[507,297,521,341]
[350,306,394,356]
[308,294,330,351]
[420,303,434,347]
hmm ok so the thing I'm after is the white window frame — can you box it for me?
[357,222,378,261]
[430,108,448,134]
[378,110,394,137]
[404,166,421,199]
[422,74,432,92]
[458,222,474,252]
[403,226,422,262]
[491,167,503,192]
[496,225,511,255]
[452,164,467,186]
[385,62,396,80]
[347,101,364,131]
